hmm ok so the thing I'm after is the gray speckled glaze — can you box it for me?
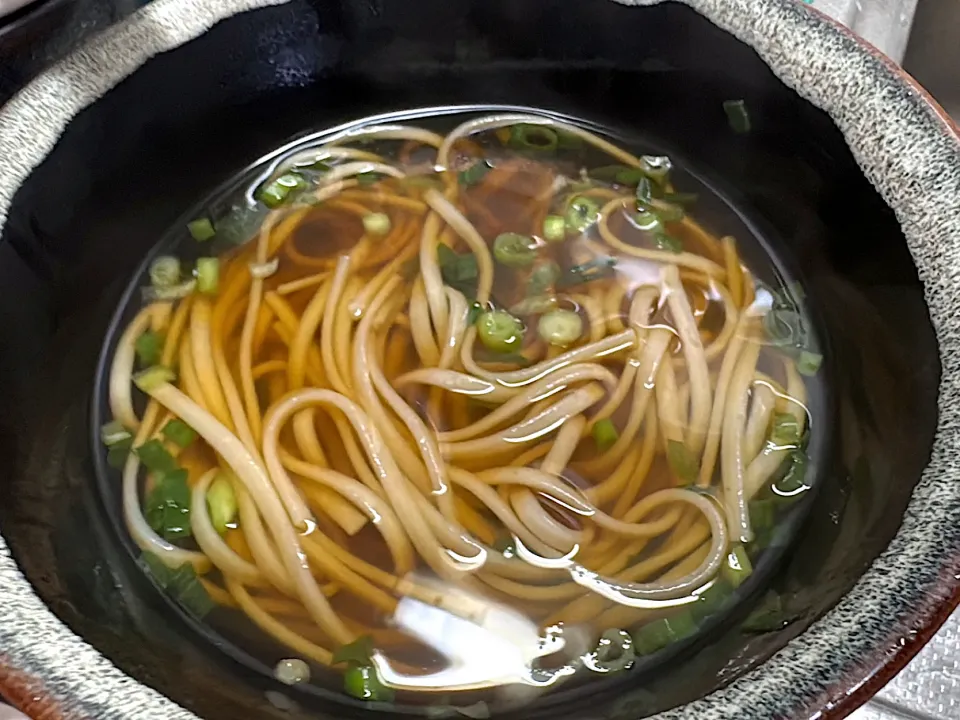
[1,0,959,718]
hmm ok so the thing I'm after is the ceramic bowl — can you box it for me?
[0,0,958,718]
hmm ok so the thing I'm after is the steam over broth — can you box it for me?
[100,112,819,710]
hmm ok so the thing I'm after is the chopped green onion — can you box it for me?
[797,350,823,376]
[771,412,801,445]
[742,592,794,633]
[639,155,673,183]
[653,231,683,254]
[763,305,806,353]
[590,629,635,673]
[162,419,197,448]
[527,261,561,297]
[589,165,648,185]
[559,256,617,288]
[149,256,181,289]
[195,257,219,295]
[259,172,309,207]
[140,553,214,618]
[592,418,619,452]
[691,578,732,621]
[666,440,698,484]
[649,199,685,223]
[207,473,238,534]
[187,217,216,242]
[631,610,697,656]
[721,544,753,588]
[216,203,268,246]
[135,439,178,474]
[458,160,491,187]
[134,330,163,367]
[537,309,583,347]
[274,658,310,686]
[438,245,479,298]
[493,232,539,268]
[133,365,176,392]
[144,468,192,540]
[332,635,375,666]
[107,444,133,469]
[100,420,132,447]
[748,497,778,534]
[357,171,385,186]
[774,450,808,495]
[723,99,752,133]
[636,176,654,206]
[476,310,524,353]
[344,665,394,702]
[363,212,391,236]
[565,195,602,234]
[542,214,566,242]
[508,124,559,152]
[509,295,558,316]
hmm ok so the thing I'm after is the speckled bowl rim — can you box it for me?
[1,0,960,718]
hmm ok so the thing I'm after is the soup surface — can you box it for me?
[98,111,820,712]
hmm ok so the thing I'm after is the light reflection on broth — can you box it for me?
[101,112,819,709]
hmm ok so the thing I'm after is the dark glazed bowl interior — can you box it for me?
[0,1,940,719]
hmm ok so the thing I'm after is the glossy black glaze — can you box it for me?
[0,0,939,718]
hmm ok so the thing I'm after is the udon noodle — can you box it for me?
[101,112,817,704]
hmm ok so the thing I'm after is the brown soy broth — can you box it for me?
[118,111,823,710]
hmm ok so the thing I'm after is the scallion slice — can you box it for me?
[344,665,394,702]
[493,232,539,268]
[133,365,176,392]
[458,160,491,187]
[537,309,583,347]
[162,419,197,448]
[592,418,619,452]
[149,256,181,288]
[723,99,752,133]
[100,420,132,447]
[508,124,559,152]
[542,214,566,242]
[565,195,601,234]
[363,212,391,236]
[195,257,219,295]
[207,473,238,534]
[666,440,698,484]
[797,350,823,376]
[259,173,309,207]
[135,330,163,367]
[771,412,801,445]
[721,543,753,588]
[135,439,178,474]
[187,217,216,242]
[631,610,697,656]
[639,155,673,183]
